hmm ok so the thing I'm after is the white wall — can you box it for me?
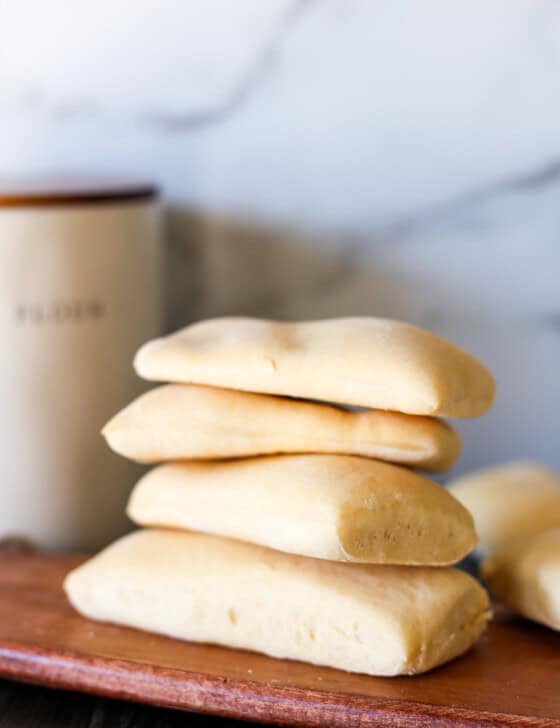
[1,0,559,473]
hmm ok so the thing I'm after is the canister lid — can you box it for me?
[0,177,158,207]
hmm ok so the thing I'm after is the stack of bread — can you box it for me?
[449,462,560,631]
[65,317,495,676]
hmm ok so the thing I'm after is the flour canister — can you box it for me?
[0,179,162,550]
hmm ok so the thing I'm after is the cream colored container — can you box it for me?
[0,179,162,550]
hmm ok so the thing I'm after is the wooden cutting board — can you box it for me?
[0,552,558,727]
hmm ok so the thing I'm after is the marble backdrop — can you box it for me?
[1,0,559,473]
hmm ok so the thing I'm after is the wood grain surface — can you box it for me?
[0,678,250,727]
[0,553,558,727]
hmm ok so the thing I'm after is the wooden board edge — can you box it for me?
[0,642,555,728]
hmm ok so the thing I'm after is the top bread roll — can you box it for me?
[134,317,494,417]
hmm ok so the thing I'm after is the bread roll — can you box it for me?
[134,317,494,417]
[128,455,477,565]
[482,528,560,631]
[65,528,490,676]
[103,384,460,472]
[449,462,560,555]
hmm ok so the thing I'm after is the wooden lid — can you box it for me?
[0,177,158,207]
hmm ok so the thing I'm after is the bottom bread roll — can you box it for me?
[482,528,560,631]
[65,529,490,676]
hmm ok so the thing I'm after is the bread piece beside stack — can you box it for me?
[482,528,560,631]
[449,461,560,555]
[66,316,495,676]
[450,461,560,631]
